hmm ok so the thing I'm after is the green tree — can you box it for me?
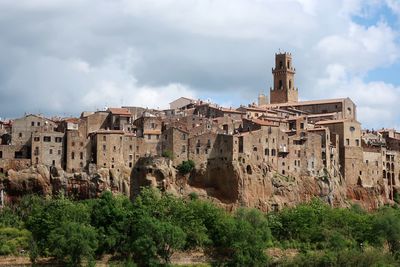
[89,191,132,256]
[48,222,98,266]
[372,207,400,254]
[161,150,174,160]
[177,160,195,174]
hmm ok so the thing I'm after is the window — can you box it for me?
[265,148,269,156]
[103,136,106,141]
[80,142,84,146]
[72,141,75,146]
[80,152,83,160]
[19,133,22,138]
[43,136,51,142]
[346,139,350,146]
[52,160,55,166]
[196,148,200,154]
[151,123,155,129]
[49,149,53,155]
[182,145,186,153]
[58,150,61,155]
[279,80,283,89]
[156,135,160,140]
[350,126,355,132]
[0,151,2,158]
[55,137,62,143]
[289,80,292,89]
[129,145,133,151]
[147,135,151,140]
[355,139,360,146]
[103,145,106,151]
[271,149,276,156]
[37,122,41,126]
[34,137,40,142]
[113,146,116,151]
[71,152,75,160]
[31,122,34,126]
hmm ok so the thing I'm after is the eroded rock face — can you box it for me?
[131,157,391,211]
[1,157,392,211]
[1,164,130,201]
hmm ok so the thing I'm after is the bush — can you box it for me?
[177,160,195,174]
[48,222,98,266]
[0,227,31,255]
[162,150,174,160]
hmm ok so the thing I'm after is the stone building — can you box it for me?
[107,108,132,131]
[270,52,298,104]
[162,126,189,165]
[31,131,64,168]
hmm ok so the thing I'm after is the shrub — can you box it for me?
[177,160,195,174]
[162,150,174,160]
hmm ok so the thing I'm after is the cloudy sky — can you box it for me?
[0,0,399,129]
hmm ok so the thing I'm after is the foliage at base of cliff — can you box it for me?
[1,191,400,266]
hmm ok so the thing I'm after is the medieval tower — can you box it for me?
[269,52,298,104]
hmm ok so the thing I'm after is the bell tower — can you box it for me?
[269,52,298,104]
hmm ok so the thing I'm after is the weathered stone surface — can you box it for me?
[130,156,389,211]
[1,164,130,202]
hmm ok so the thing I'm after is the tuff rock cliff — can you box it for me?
[0,157,392,211]
[130,157,391,211]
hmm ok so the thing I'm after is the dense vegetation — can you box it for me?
[0,189,400,266]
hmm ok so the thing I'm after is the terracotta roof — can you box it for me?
[238,106,267,112]
[63,117,80,123]
[107,108,132,116]
[220,108,245,114]
[250,118,277,127]
[143,130,161,135]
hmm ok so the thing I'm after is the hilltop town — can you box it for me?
[0,52,398,210]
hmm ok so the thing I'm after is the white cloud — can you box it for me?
[0,0,399,130]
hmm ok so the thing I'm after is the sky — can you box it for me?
[0,0,399,129]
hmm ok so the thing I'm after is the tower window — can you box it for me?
[279,61,283,69]
[287,60,291,68]
[289,80,292,89]
[279,80,283,89]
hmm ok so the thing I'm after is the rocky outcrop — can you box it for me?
[131,156,392,211]
[1,157,392,211]
[1,164,130,201]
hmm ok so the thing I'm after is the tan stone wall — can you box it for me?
[31,132,64,168]
[11,115,57,146]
